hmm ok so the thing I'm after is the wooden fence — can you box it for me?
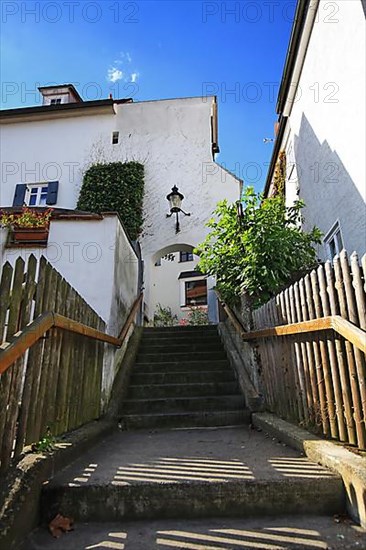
[0,255,106,473]
[252,250,366,450]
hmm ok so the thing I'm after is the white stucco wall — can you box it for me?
[0,214,139,332]
[282,0,366,260]
[0,214,139,408]
[0,96,241,319]
[0,114,113,209]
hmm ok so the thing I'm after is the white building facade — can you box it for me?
[265,0,366,261]
[0,86,241,323]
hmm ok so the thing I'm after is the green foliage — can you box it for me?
[1,207,53,228]
[195,187,322,307]
[32,429,56,453]
[153,304,178,327]
[77,161,144,240]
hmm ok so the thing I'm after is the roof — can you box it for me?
[217,163,244,187]
[263,0,314,197]
[178,270,205,280]
[0,98,132,124]
[0,206,104,220]
[276,0,310,114]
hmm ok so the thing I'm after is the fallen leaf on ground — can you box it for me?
[49,514,74,538]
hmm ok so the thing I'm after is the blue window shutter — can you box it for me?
[12,184,27,206]
[46,181,59,205]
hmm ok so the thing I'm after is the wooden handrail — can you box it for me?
[220,300,248,339]
[0,293,143,375]
[331,316,366,354]
[219,298,366,354]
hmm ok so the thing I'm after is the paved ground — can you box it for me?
[26,515,365,549]
[45,425,337,487]
[25,426,366,549]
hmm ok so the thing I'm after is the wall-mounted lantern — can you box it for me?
[166,185,191,234]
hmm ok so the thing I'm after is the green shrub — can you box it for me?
[195,187,322,307]
[153,304,178,327]
[77,161,144,240]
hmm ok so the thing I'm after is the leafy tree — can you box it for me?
[195,187,322,307]
[77,161,144,240]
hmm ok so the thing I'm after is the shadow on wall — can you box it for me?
[293,113,366,259]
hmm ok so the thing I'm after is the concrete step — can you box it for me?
[122,410,250,429]
[122,395,246,414]
[139,341,223,353]
[128,381,240,399]
[134,360,231,372]
[141,334,221,344]
[137,350,227,362]
[130,370,237,385]
[42,478,343,523]
[25,515,364,550]
[40,427,345,524]
[143,325,218,334]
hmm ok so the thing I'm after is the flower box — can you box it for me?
[1,207,53,245]
[12,227,49,243]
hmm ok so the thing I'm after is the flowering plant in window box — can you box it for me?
[1,207,53,243]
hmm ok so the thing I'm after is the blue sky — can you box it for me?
[1,0,295,192]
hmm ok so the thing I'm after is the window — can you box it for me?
[179,251,193,263]
[324,221,344,260]
[184,279,207,306]
[27,184,49,206]
[112,131,119,144]
[50,98,62,105]
[12,181,59,207]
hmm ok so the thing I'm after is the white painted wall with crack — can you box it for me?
[0,91,241,322]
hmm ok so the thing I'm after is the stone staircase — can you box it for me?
[121,325,250,429]
[24,325,353,549]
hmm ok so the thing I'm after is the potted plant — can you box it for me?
[0,207,53,243]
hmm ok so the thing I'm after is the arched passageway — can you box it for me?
[148,243,218,325]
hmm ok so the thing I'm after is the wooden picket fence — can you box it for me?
[0,255,106,473]
[252,250,366,450]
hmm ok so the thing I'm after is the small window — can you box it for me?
[26,184,49,206]
[324,221,344,260]
[180,251,193,263]
[112,131,119,144]
[50,98,62,105]
[185,279,207,306]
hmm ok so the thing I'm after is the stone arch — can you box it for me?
[151,243,196,264]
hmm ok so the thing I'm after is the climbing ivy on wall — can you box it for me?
[272,151,286,197]
[77,161,145,240]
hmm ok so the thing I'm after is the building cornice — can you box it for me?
[0,98,132,124]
